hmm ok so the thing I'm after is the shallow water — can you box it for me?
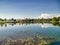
[0,23,60,45]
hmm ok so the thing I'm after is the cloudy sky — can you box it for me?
[0,0,60,19]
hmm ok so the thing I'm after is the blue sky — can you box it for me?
[0,0,60,19]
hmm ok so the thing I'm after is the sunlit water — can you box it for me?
[0,23,60,45]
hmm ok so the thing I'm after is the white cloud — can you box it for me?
[40,13,53,19]
[35,13,60,19]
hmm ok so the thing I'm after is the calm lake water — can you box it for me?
[0,23,60,45]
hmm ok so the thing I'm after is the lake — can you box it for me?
[0,23,60,45]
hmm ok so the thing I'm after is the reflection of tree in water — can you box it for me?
[4,24,7,27]
[0,23,4,27]
[0,23,7,27]
[0,23,16,27]
[11,23,14,26]
[52,22,60,26]
[8,23,16,26]
[0,22,60,27]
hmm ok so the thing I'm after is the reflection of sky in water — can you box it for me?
[0,23,60,41]
[39,23,55,28]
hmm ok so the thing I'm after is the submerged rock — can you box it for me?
[1,36,55,45]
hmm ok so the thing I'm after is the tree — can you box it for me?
[52,17,57,22]
[4,18,7,21]
[58,17,60,22]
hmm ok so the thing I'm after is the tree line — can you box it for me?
[0,16,60,23]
